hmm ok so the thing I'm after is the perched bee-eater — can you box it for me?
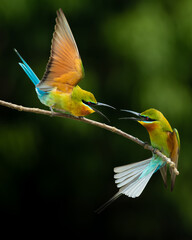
[14,9,114,119]
[97,108,180,211]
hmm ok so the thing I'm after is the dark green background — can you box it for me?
[1,0,192,238]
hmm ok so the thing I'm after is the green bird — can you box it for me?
[97,108,180,211]
[15,9,114,121]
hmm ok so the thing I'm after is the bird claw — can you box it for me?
[143,142,149,150]
[77,116,84,120]
[170,162,175,168]
[50,106,54,116]
[152,147,158,154]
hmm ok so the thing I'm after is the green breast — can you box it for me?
[149,129,170,157]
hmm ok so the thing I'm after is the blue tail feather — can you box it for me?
[14,49,40,86]
[18,63,38,85]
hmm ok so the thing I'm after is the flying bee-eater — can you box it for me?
[14,9,114,120]
[97,108,180,212]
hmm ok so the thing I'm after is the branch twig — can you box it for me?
[0,99,179,175]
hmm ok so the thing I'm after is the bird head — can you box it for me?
[82,92,115,122]
[120,108,172,132]
[73,86,115,121]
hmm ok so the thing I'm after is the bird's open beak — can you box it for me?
[119,109,142,121]
[90,102,115,122]
[97,102,116,110]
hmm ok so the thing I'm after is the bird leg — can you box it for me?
[49,106,54,116]
[143,141,150,150]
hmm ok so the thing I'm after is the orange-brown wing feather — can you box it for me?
[168,129,180,191]
[37,9,84,93]
[160,165,167,188]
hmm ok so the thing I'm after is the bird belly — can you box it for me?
[47,90,72,113]
[43,90,94,116]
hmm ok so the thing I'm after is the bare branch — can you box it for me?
[0,99,179,175]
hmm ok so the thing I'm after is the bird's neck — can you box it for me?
[71,86,95,116]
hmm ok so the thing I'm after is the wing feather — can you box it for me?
[169,128,180,191]
[160,165,167,187]
[37,9,84,93]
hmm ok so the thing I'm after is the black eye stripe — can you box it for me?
[82,100,96,106]
[141,115,156,122]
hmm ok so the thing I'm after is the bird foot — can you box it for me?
[49,106,54,116]
[152,147,158,154]
[143,142,149,150]
[77,116,84,120]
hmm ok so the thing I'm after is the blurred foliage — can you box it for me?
[0,0,192,238]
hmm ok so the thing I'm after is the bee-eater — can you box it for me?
[97,108,180,211]
[14,9,114,119]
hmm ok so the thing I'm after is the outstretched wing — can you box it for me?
[37,9,84,93]
[169,128,180,191]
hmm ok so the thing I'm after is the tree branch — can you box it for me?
[0,99,179,175]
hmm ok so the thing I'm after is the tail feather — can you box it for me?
[115,169,144,188]
[18,63,38,84]
[96,158,159,213]
[121,168,156,198]
[14,49,40,86]
[114,158,151,173]
[95,192,121,214]
[116,158,157,198]
[114,159,151,181]
[115,167,143,184]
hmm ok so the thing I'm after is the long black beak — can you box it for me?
[119,109,141,121]
[97,102,116,110]
[90,102,115,122]
[90,105,110,122]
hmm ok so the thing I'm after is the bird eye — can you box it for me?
[82,100,95,106]
[141,115,152,121]
[143,116,156,122]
